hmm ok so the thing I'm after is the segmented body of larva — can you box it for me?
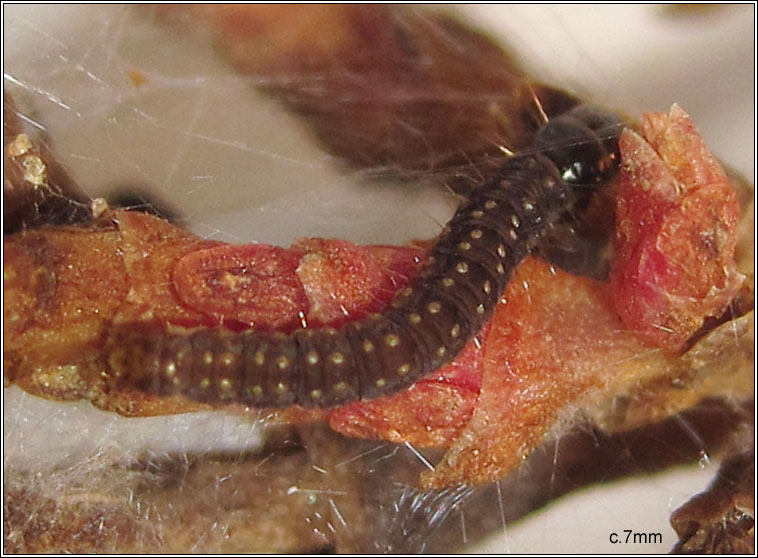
[105,105,622,408]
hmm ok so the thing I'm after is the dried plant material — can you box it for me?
[3,215,210,417]
[3,223,126,400]
[174,243,309,330]
[7,133,47,187]
[116,210,221,326]
[4,399,750,554]
[292,239,424,327]
[90,197,110,219]
[5,131,32,158]
[671,450,755,554]
[611,105,743,350]
[3,425,373,554]
[3,93,90,233]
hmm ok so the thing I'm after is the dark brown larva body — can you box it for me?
[105,105,622,408]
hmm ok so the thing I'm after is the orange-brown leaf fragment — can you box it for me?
[3,225,126,399]
[421,257,675,489]
[611,105,742,350]
[116,211,221,326]
[174,243,308,330]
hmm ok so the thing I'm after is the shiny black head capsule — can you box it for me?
[534,105,622,185]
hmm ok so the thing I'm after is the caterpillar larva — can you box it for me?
[105,105,622,408]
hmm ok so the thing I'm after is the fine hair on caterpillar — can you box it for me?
[105,104,622,409]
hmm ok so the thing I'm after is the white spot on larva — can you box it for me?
[441,277,455,288]
[482,280,492,295]
[450,324,461,338]
[276,355,290,370]
[497,245,507,258]
[470,229,483,240]
[310,389,323,400]
[470,209,484,219]
[375,378,387,388]
[456,262,469,274]
[306,351,320,365]
[249,385,263,397]
[511,215,520,228]
[165,362,177,377]
[523,201,535,212]
[400,287,413,297]
[219,378,232,391]
[457,241,471,252]
[330,352,345,365]
[275,383,288,394]
[427,301,441,314]
[254,351,265,366]
[202,351,213,365]
[496,263,505,275]
[334,381,349,392]
[199,378,211,389]
[362,340,375,353]
[485,200,497,210]
[409,313,422,324]
[397,364,411,376]
[220,353,235,366]
[385,334,400,348]
[509,229,518,240]
[476,304,485,315]
[436,346,447,357]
